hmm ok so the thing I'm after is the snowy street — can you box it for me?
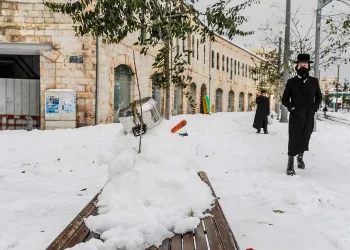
[1,112,350,250]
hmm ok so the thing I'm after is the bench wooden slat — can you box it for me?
[158,238,170,250]
[64,224,90,248]
[171,234,182,249]
[183,231,194,250]
[212,206,237,250]
[203,216,222,250]
[46,193,100,250]
[46,172,240,250]
[194,221,208,250]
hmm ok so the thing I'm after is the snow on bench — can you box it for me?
[46,172,240,250]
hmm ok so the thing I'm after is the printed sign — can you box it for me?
[69,56,84,63]
[46,96,59,114]
[63,94,76,113]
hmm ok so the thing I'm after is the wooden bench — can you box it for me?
[46,171,240,250]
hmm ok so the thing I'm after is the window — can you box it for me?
[197,39,199,60]
[174,85,183,115]
[215,89,223,112]
[114,65,133,122]
[152,80,162,114]
[190,83,197,114]
[248,93,253,111]
[182,38,186,52]
[212,50,214,68]
[222,55,225,71]
[249,66,251,79]
[192,36,195,58]
[204,45,206,64]
[176,38,179,56]
[238,92,244,112]
[242,63,245,77]
[228,91,234,112]
[230,59,233,80]
[234,60,237,75]
[238,62,240,76]
[245,65,248,78]
[217,53,219,70]
[226,57,229,73]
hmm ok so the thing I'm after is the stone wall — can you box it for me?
[0,0,97,128]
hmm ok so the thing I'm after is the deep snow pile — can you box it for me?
[69,121,214,250]
[0,125,111,250]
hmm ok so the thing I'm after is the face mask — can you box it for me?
[296,66,309,78]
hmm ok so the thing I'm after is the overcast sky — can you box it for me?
[197,0,350,82]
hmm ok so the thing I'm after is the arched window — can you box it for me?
[152,80,162,114]
[248,93,253,111]
[173,85,183,115]
[200,84,207,114]
[215,88,223,112]
[228,91,234,112]
[239,92,244,112]
[189,83,197,114]
[114,64,133,122]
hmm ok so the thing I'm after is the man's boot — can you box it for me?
[297,153,305,170]
[256,130,261,133]
[286,156,295,176]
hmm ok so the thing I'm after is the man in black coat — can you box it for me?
[282,54,322,176]
[253,90,270,134]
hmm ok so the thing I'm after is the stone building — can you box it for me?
[0,0,271,130]
[319,77,338,93]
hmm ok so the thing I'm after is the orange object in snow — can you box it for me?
[171,120,187,133]
[246,248,254,250]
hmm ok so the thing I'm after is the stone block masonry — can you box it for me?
[1,0,98,129]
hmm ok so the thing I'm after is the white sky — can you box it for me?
[197,0,350,82]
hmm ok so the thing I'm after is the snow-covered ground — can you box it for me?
[325,111,350,121]
[1,112,350,250]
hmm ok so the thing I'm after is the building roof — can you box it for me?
[218,35,266,62]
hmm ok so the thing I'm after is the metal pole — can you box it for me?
[280,0,291,123]
[314,0,322,78]
[95,36,99,125]
[164,0,171,120]
[276,37,282,119]
[335,64,340,112]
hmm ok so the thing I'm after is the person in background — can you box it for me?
[253,90,270,134]
[323,106,328,118]
[282,54,322,176]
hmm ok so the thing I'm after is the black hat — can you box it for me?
[293,54,313,63]
[261,90,266,94]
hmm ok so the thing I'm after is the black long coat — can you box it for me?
[282,76,322,156]
[253,96,270,130]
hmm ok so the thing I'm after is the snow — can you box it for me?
[72,122,214,249]
[1,112,350,250]
[324,111,350,121]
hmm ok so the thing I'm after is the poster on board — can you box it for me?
[63,93,76,113]
[46,95,59,114]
